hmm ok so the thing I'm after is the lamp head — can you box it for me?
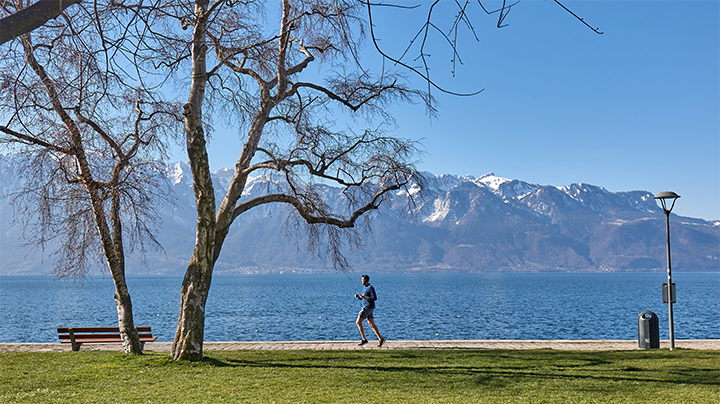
[654,191,680,213]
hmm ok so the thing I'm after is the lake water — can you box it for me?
[1,272,718,343]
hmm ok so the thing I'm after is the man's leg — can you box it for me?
[356,316,367,341]
[367,318,382,341]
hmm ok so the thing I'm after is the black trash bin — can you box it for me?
[637,311,659,349]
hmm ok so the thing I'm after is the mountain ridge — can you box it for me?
[1,156,718,275]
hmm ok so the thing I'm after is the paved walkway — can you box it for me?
[1,340,718,353]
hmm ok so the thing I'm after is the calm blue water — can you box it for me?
[1,272,718,343]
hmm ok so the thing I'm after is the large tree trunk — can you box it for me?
[171,0,290,361]
[171,0,214,361]
[171,131,216,361]
[172,260,213,361]
[170,141,215,360]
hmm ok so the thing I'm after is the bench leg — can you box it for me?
[69,328,81,351]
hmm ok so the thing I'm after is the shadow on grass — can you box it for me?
[199,349,720,387]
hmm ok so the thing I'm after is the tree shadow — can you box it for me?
[198,349,720,387]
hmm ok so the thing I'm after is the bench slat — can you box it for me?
[59,336,158,343]
[58,333,156,340]
[57,326,152,333]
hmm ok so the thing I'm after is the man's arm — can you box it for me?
[366,286,377,301]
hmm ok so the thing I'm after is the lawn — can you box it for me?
[1,349,718,403]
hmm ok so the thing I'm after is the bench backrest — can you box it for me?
[57,326,152,333]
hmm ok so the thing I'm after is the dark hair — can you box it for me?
[361,275,370,282]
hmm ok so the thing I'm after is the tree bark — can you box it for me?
[110,190,142,354]
[113,276,142,354]
[171,0,214,361]
[171,130,215,359]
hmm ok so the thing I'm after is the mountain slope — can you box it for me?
[1,157,718,274]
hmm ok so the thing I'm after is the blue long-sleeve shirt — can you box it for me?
[360,285,377,308]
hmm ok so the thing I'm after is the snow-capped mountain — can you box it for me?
[1,156,718,275]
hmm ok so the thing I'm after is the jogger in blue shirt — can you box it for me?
[354,275,385,347]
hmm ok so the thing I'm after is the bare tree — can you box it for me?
[0,0,83,45]
[113,0,602,361]
[0,1,179,354]
[110,0,421,361]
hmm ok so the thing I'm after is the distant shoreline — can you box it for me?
[2,269,719,276]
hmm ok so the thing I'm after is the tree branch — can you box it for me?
[0,125,70,153]
[365,0,483,97]
[74,107,124,158]
[0,0,82,45]
[553,0,603,35]
[232,180,404,227]
[291,80,398,112]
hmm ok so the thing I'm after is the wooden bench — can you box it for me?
[57,327,158,351]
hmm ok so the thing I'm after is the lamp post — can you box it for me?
[654,191,680,350]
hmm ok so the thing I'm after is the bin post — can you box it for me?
[637,311,659,349]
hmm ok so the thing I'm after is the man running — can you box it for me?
[354,274,385,347]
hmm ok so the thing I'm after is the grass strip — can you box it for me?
[1,349,718,403]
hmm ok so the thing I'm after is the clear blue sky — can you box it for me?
[172,1,719,221]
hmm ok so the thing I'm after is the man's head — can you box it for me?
[361,275,370,285]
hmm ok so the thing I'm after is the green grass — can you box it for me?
[1,349,718,403]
